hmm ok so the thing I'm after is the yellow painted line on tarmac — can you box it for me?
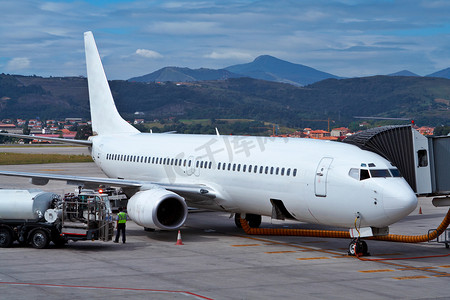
[265,251,297,254]
[433,274,450,277]
[296,257,330,261]
[392,275,429,280]
[439,265,450,268]
[39,169,65,171]
[359,269,394,273]
[375,253,402,256]
[231,244,261,247]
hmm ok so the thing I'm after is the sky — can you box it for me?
[1,0,450,80]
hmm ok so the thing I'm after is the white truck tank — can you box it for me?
[0,189,58,221]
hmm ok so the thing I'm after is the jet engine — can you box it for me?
[127,189,188,230]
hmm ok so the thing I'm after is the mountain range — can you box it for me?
[129,55,450,86]
[1,73,449,128]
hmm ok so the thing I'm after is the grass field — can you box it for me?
[0,153,93,165]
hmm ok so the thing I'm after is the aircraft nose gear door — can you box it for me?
[315,157,333,197]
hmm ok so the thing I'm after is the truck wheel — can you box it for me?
[31,230,50,249]
[0,228,13,248]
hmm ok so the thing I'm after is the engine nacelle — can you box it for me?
[127,189,188,230]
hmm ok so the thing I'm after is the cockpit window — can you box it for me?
[368,163,376,167]
[360,169,370,180]
[389,168,402,177]
[370,169,392,178]
[348,168,359,180]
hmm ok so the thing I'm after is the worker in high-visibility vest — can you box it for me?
[114,207,127,243]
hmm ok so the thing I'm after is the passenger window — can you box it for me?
[276,167,279,175]
[237,164,241,172]
[281,168,285,176]
[265,166,269,174]
[208,162,212,169]
[188,160,191,167]
[418,150,428,167]
[233,164,236,171]
[293,169,297,177]
[287,168,291,176]
[360,169,370,180]
[260,166,263,174]
[223,163,226,170]
[243,165,246,172]
[218,162,221,169]
[183,159,186,167]
[228,163,231,171]
[348,168,359,180]
[270,167,274,175]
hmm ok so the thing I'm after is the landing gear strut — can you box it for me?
[348,238,369,256]
[235,214,262,228]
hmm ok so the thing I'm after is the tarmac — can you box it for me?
[0,146,449,299]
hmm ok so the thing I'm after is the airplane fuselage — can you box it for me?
[90,133,417,229]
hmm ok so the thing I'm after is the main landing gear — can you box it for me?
[234,214,262,228]
[348,238,370,256]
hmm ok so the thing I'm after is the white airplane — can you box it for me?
[0,32,417,253]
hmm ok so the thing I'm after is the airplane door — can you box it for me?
[314,157,333,197]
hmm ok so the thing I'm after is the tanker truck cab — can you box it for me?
[0,189,114,249]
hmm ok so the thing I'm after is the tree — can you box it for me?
[22,121,30,135]
[75,125,93,140]
[433,125,450,136]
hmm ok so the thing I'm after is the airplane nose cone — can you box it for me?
[383,183,417,223]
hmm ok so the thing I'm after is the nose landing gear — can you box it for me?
[348,238,370,256]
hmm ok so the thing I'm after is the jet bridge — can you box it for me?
[343,125,450,198]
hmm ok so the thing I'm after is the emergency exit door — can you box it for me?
[315,157,333,197]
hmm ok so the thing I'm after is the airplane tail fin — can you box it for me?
[84,31,139,136]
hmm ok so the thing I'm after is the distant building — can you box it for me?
[309,130,330,139]
[0,123,16,128]
[331,127,350,137]
[416,126,434,136]
[65,118,82,123]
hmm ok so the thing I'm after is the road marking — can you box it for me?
[359,269,394,273]
[231,244,261,247]
[392,276,429,280]
[439,265,450,268]
[296,257,330,261]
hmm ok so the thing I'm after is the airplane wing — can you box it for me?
[0,132,92,146]
[0,170,216,200]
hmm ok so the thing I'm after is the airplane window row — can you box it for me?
[105,153,298,177]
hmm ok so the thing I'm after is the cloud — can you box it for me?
[135,49,163,58]
[205,51,253,61]
[7,57,31,70]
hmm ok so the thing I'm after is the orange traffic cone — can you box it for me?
[175,230,184,245]
[419,207,422,215]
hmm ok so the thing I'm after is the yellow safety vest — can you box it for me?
[117,212,127,224]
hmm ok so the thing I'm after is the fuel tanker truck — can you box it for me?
[0,189,114,248]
